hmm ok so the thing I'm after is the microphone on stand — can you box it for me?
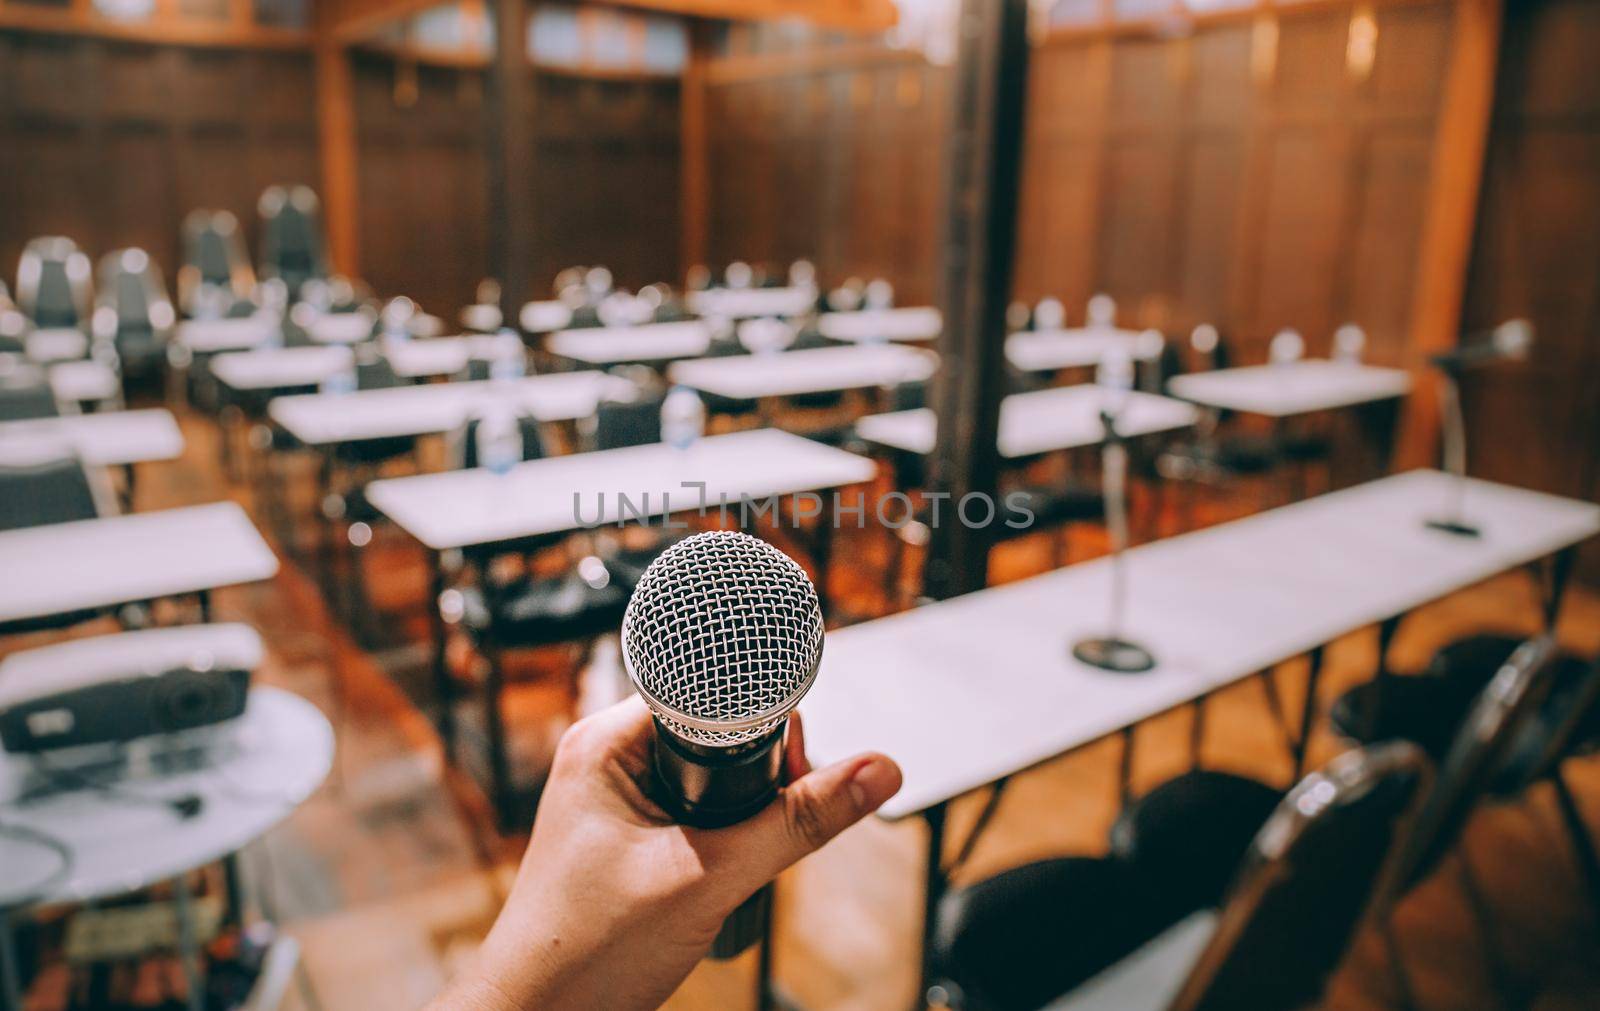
[620,530,825,958]
[1072,349,1156,674]
[1425,319,1534,538]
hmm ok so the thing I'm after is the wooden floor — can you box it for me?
[11,407,1600,1011]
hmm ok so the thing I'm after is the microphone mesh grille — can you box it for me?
[622,530,823,746]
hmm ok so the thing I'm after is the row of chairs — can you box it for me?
[933,635,1600,1010]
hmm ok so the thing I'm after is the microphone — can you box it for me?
[1429,318,1533,372]
[621,530,825,958]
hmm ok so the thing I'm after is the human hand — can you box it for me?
[430,696,902,1010]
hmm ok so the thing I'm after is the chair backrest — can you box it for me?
[0,364,60,421]
[1372,635,1566,901]
[18,237,92,329]
[1169,741,1431,1011]
[97,249,174,342]
[181,209,255,310]
[259,185,326,295]
[450,413,547,470]
[594,391,665,450]
[354,350,400,391]
[0,452,104,531]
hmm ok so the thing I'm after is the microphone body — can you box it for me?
[621,530,825,960]
[1429,319,1532,372]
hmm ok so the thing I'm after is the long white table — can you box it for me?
[47,360,119,406]
[1167,360,1412,417]
[0,408,184,466]
[857,386,1198,459]
[380,333,523,380]
[520,300,574,334]
[175,315,281,354]
[817,307,942,344]
[209,345,353,394]
[0,502,279,627]
[687,286,816,319]
[546,321,712,365]
[668,344,938,402]
[24,328,89,364]
[1005,327,1166,373]
[368,427,876,552]
[268,371,630,447]
[304,311,375,345]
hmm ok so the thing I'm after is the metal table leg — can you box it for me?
[916,802,949,1011]
[0,909,22,1011]
[172,873,205,1011]
[1293,645,1326,779]
[430,550,457,756]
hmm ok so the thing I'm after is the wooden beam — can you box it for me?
[315,40,362,279]
[596,0,897,32]
[1394,0,1502,469]
[324,0,448,42]
[924,0,1031,602]
[680,21,713,279]
[486,0,534,323]
[0,4,312,47]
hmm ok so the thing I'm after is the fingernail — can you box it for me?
[848,755,902,811]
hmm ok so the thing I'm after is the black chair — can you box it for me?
[180,209,256,318]
[258,185,327,300]
[16,236,93,334]
[0,362,61,421]
[94,248,175,385]
[932,741,1429,1011]
[0,452,114,633]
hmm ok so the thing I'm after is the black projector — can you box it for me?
[0,664,251,754]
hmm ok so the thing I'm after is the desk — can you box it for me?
[1166,360,1411,417]
[0,503,279,628]
[519,300,574,334]
[799,470,1599,992]
[546,321,712,365]
[686,287,815,319]
[25,329,88,364]
[208,346,352,395]
[0,686,332,1011]
[268,371,629,447]
[303,312,374,345]
[382,334,523,380]
[817,308,942,344]
[856,386,1197,459]
[0,409,184,467]
[1004,328,1165,373]
[175,317,280,354]
[668,345,937,402]
[47,360,119,407]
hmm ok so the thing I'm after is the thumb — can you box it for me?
[714,752,902,895]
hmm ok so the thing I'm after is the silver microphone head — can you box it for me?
[1492,318,1533,359]
[621,531,824,748]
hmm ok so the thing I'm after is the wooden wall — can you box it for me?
[352,52,683,314]
[1459,0,1600,578]
[699,2,1456,363]
[0,30,319,295]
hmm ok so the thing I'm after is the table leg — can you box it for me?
[916,802,949,1011]
[811,506,836,623]
[1119,725,1136,807]
[122,463,138,511]
[1543,547,1577,630]
[172,873,205,1011]
[0,909,21,1011]
[430,551,457,758]
[198,589,213,623]
[1293,645,1326,780]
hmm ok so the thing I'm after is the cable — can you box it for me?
[19,755,204,820]
[0,817,73,907]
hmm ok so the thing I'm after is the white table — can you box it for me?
[0,502,279,627]
[0,408,184,467]
[209,346,353,394]
[520,300,574,334]
[25,328,89,364]
[799,469,1599,993]
[47,360,119,405]
[1005,327,1166,373]
[817,307,942,343]
[303,311,374,345]
[1166,360,1412,417]
[857,386,1198,460]
[268,371,629,447]
[0,686,331,1010]
[668,344,937,402]
[175,316,281,354]
[546,321,712,365]
[382,333,524,380]
[686,286,815,319]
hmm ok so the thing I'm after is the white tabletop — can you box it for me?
[26,329,89,364]
[668,344,938,401]
[0,687,332,907]
[268,371,629,446]
[546,321,712,365]
[48,360,119,404]
[520,300,574,333]
[801,470,1600,819]
[0,502,279,625]
[382,333,524,380]
[1005,328,1165,373]
[857,386,1199,459]
[209,345,353,392]
[175,316,280,354]
[687,287,816,319]
[304,311,374,345]
[0,409,184,467]
[368,428,877,552]
[817,307,942,343]
[1166,360,1413,417]
[0,623,263,708]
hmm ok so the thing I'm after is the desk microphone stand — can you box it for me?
[1073,408,1156,673]
[1425,366,1480,538]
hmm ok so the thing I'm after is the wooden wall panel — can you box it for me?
[0,30,317,295]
